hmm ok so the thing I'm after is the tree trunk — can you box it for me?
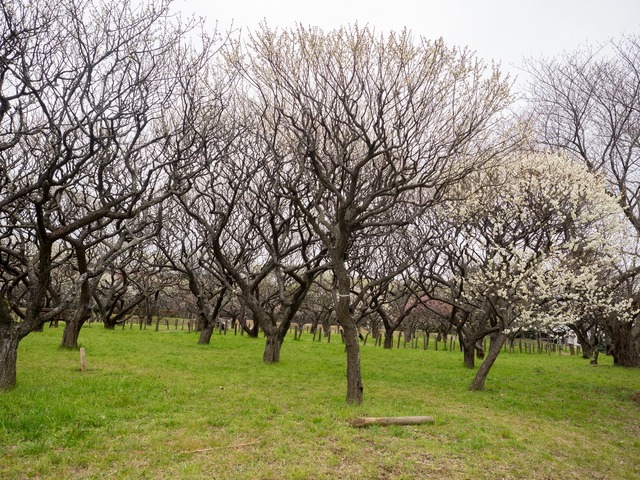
[470,332,508,391]
[342,320,363,404]
[0,327,19,390]
[263,330,285,363]
[608,320,640,367]
[60,312,86,349]
[462,343,475,368]
[333,257,363,404]
[383,330,394,349]
[198,321,215,345]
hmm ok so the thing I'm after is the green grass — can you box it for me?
[1,326,639,479]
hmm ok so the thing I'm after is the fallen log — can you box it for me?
[350,416,435,427]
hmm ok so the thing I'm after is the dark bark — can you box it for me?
[101,300,142,329]
[383,331,394,349]
[567,322,598,360]
[263,330,285,363]
[60,244,92,349]
[0,298,19,390]
[463,344,475,368]
[197,292,226,345]
[309,315,319,335]
[342,319,364,404]
[470,331,508,391]
[608,320,640,367]
[1,240,55,389]
[335,261,363,405]
[60,307,91,349]
[198,321,216,345]
[0,329,19,391]
[240,318,259,338]
[321,314,332,337]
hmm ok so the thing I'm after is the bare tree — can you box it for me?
[157,201,230,344]
[179,143,329,361]
[91,244,161,329]
[245,25,514,403]
[0,0,215,389]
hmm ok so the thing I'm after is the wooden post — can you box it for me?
[80,348,86,372]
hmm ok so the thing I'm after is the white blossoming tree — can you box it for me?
[525,35,640,366]
[433,152,630,390]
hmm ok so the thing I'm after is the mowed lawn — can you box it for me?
[1,325,639,479]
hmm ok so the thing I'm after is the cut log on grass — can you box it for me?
[350,416,435,427]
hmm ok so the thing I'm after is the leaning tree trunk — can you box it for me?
[608,320,640,367]
[198,320,215,345]
[470,331,508,391]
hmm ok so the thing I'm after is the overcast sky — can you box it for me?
[174,0,639,77]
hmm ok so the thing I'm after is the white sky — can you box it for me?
[174,0,639,77]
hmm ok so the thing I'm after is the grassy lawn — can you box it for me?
[1,325,639,479]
